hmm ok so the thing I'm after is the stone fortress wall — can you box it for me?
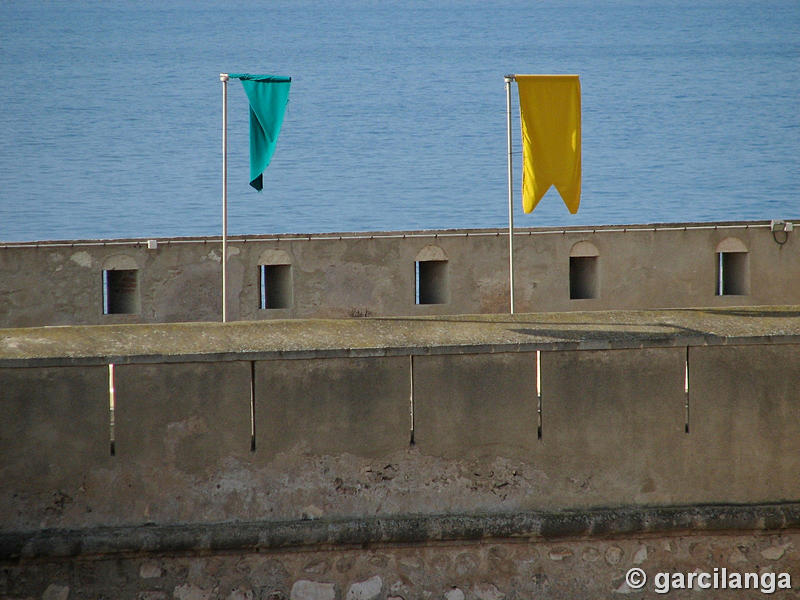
[3,307,800,597]
[2,219,800,597]
[1,219,798,327]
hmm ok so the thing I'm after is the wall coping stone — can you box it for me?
[0,220,781,248]
[2,502,799,561]
[1,306,800,368]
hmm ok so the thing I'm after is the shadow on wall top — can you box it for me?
[509,327,723,345]
[691,309,800,319]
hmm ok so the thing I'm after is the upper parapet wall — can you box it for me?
[1,220,798,327]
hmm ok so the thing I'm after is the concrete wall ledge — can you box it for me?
[3,502,800,562]
[0,220,778,249]
[2,306,800,368]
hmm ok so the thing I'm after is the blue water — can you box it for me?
[0,0,798,242]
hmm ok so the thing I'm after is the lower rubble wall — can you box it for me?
[2,504,800,599]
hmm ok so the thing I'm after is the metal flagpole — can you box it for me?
[220,73,229,323]
[505,74,515,314]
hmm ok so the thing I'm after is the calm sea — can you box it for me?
[0,0,798,242]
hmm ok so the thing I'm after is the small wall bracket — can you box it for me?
[771,220,792,245]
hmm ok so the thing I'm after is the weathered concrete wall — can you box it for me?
[112,361,253,525]
[2,342,799,533]
[255,356,411,459]
[2,221,799,327]
[540,347,687,508]
[0,366,110,494]
[2,310,800,596]
[687,343,800,504]
[412,352,538,460]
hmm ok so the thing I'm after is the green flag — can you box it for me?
[229,74,291,191]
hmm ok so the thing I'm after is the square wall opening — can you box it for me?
[717,252,749,296]
[259,264,293,309]
[102,269,140,314]
[570,256,598,300]
[416,260,448,305]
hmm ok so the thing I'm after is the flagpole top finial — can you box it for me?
[504,74,515,82]
[220,73,229,82]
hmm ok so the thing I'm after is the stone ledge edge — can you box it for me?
[2,336,800,369]
[3,502,800,561]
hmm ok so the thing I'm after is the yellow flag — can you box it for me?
[517,75,581,214]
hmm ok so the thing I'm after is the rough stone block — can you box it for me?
[42,584,70,600]
[346,575,382,600]
[290,580,336,600]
